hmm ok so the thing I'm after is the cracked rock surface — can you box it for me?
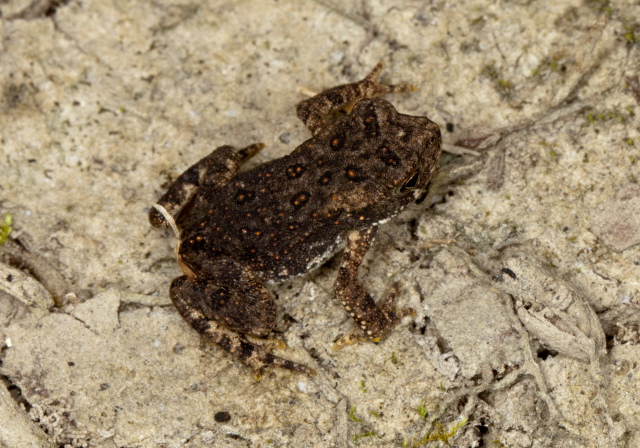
[1,0,640,447]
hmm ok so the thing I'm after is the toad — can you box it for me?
[149,64,442,376]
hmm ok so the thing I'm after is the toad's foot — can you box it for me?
[334,282,415,349]
[377,282,417,341]
[333,329,367,349]
[204,324,317,378]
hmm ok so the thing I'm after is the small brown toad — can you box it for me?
[149,64,441,376]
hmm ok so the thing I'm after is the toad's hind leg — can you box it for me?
[170,273,316,377]
[296,63,416,135]
[149,143,264,228]
[334,228,415,348]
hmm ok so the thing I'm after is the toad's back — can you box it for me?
[177,98,440,282]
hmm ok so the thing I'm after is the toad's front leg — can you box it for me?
[296,63,416,135]
[170,256,316,377]
[334,228,415,348]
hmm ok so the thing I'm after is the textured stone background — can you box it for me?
[1,0,639,447]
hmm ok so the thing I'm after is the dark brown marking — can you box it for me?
[290,191,311,209]
[286,164,306,179]
[345,165,367,182]
[239,341,255,359]
[325,90,344,105]
[363,113,379,136]
[329,134,345,151]
[318,171,333,186]
[234,189,255,205]
[378,146,401,166]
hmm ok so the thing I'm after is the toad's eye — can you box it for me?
[400,172,419,192]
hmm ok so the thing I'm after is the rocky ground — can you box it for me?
[1,0,639,447]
